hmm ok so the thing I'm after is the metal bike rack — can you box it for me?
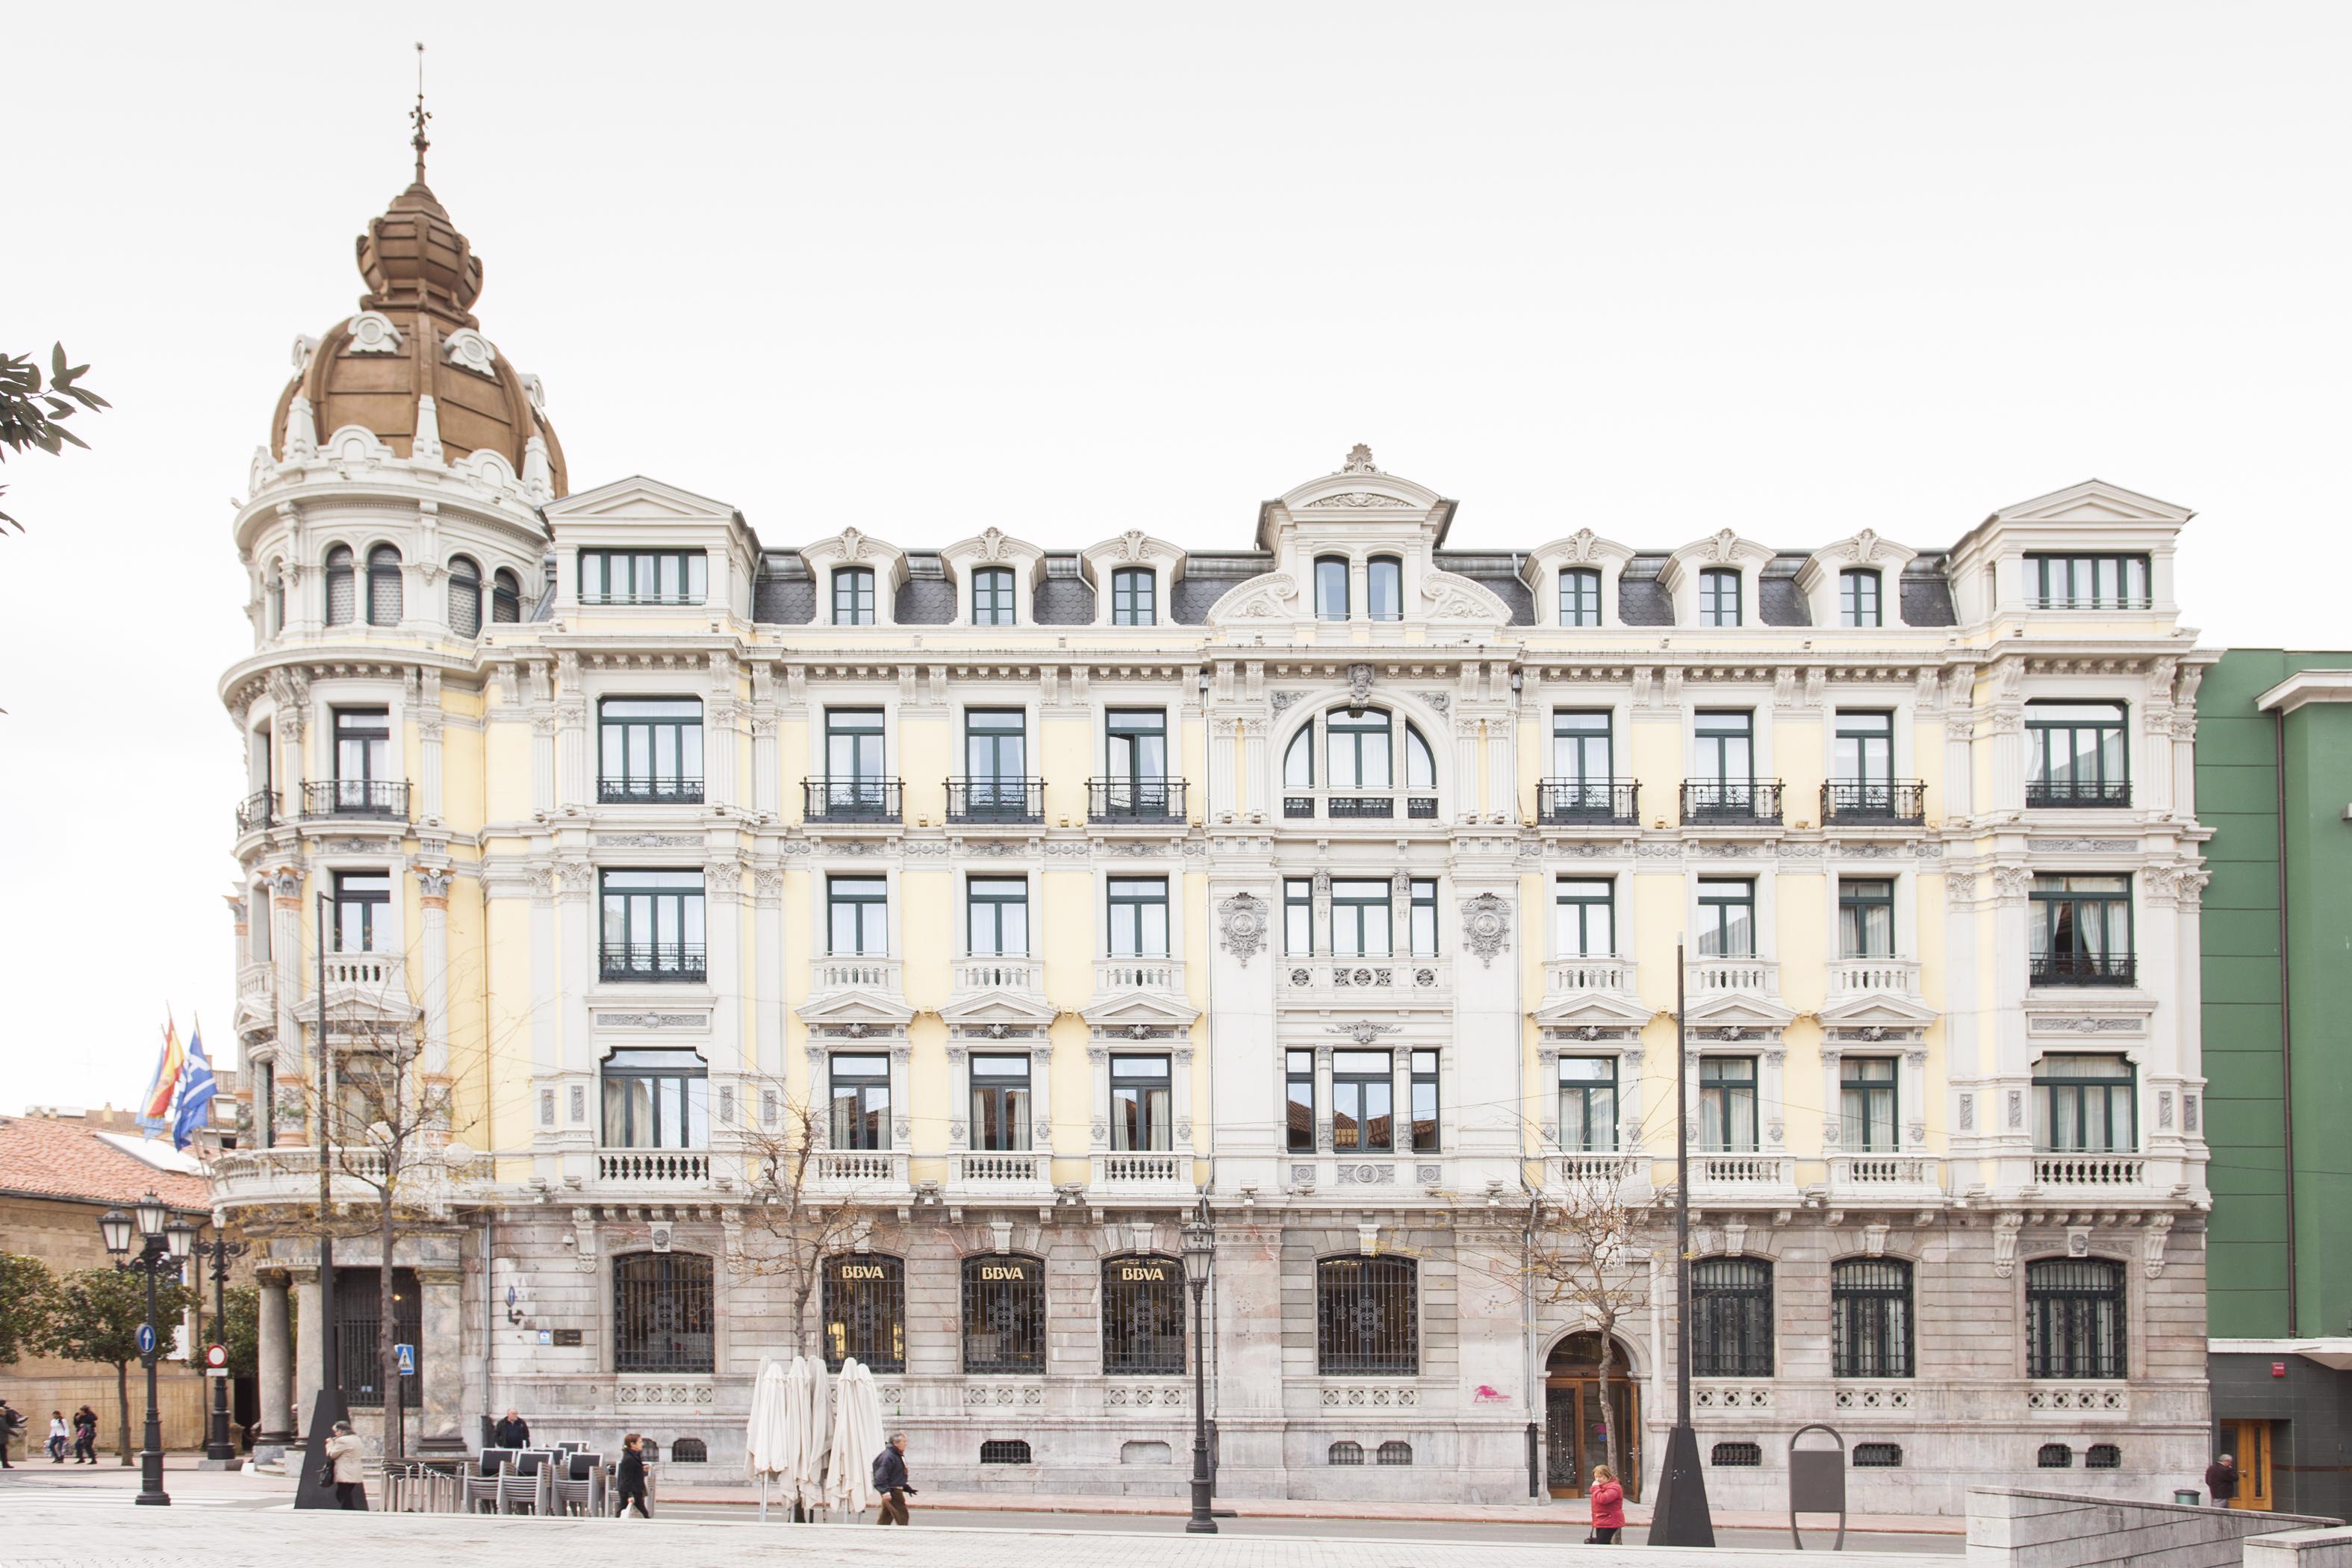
[1788,1423,1847,1551]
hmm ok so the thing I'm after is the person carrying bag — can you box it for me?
[1587,1464,1625,1545]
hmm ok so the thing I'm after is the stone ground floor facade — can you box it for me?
[243,1201,2209,1514]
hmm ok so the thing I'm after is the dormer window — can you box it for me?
[833,566,876,625]
[1367,556,1403,622]
[1112,567,1156,626]
[581,549,707,607]
[448,557,482,637]
[1699,568,1741,627]
[324,545,355,626]
[2029,553,2150,611]
[491,568,523,623]
[1314,556,1350,621]
[1840,568,1882,628]
[1559,568,1601,627]
[972,566,1015,626]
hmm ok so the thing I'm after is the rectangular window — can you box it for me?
[1331,1050,1393,1152]
[971,1054,1031,1151]
[1834,709,1893,786]
[1327,710,1392,789]
[832,565,876,624]
[1694,709,1753,785]
[1691,1258,1773,1377]
[1102,709,1170,816]
[2026,701,2130,806]
[1559,1057,1618,1152]
[1111,567,1157,626]
[1367,557,1403,621]
[1316,1257,1417,1375]
[1839,878,1895,958]
[1287,1049,1316,1153]
[2029,874,2134,984]
[1696,879,1755,959]
[830,1053,891,1150]
[1284,878,1314,955]
[2029,553,2152,610]
[966,876,1029,956]
[1841,568,1882,628]
[1111,1055,1172,1151]
[579,549,708,606]
[2033,1055,2136,1153]
[601,1048,710,1149]
[1331,880,1393,958]
[1555,878,1615,957]
[1107,877,1170,957]
[823,1254,905,1372]
[1841,1057,1898,1151]
[1699,568,1742,626]
[1552,710,1614,782]
[1559,567,1601,627]
[1832,1259,1913,1378]
[1699,1056,1759,1151]
[1410,878,1439,957]
[971,565,1016,625]
[828,875,889,956]
[332,871,389,953]
[1101,1254,1186,1375]
[257,1061,277,1148]
[1315,556,1350,620]
[330,707,393,814]
[964,708,1027,783]
[962,1256,1045,1374]
[1410,1049,1440,1151]
[826,709,886,782]
[598,697,704,803]
[599,869,707,980]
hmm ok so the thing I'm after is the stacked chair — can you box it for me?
[496,1448,556,1514]
[549,1449,607,1516]
[463,1447,517,1513]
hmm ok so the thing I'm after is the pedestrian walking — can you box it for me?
[873,1431,915,1525]
[1586,1464,1625,1544]
[2206,1453,2239,1508]
[0,1399,22,1467]
[72,1407,98,1463]
[613,1432,653,1518]
[324,1420,368,1511]
[492,1407,531,1449]
[47,1411,69,1463]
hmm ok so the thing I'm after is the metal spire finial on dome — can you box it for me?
[409,42,432,186]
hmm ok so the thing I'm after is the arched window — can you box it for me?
[266,560,285,634]
[1328,1441,1365,1466]
[1314,555,1350,620]
[2026,1257,2125,1379]
[612,1251,715,1372]
[972,565,1015,626]
[2085,1443,2121,1469]
[980,1440,1033,1465]
[1691,1257,1773,1376]
[323,545,355,625]
[1111,567,1155,626]
[1831,1258,1913,1378]
[1711,1442,1762,1466]
[1376,1440,1413,1466]
[1405,722,1435,790]
[962,1254,1045,1373]
[833,566,877,625]
[1101,1254,1186,1375]
[1327,710,1391,789]
[670,1437,708,1463]
[1367,556,1402,621]
[821,1252,905,1372]
[448,557,482,637]
[1284,726,1313,787]
[491,567,523,623]
[1560,567,1601,626]
[2038,1443,2073,1469]
[1315,1256,1417,1375]
[1699,567,1741,627]
[367,544,403,626]
[1841,567,1882,627]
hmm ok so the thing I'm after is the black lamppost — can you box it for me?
[1181,1198,1216,1536]
[99,1192,197,1507]
[193,1218,250,1463]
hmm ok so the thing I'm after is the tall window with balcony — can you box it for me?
[962,1255,1045,1373]
[1111,567,1156,626]
[1111,1055,1172,1151]
[1102,1255,1186,1375]
[599,697,703,803]
[1699,567,1742,627]
[1332,1050,1393,1151]
[1331,880,1392,958]
[959,709,1034,819]
[1410,878,1438,956]
[1287,707,1434,818]
[1107,877,1169,958]
[2029,553,2150,610]
[2029,874,2133,985]
[366,545,402,625]
[491,567,522,623]
[821,709,892,818]
[581,548,706,605]
[614,1251,714,1372]
[447,556,482,636]
[1689,710,1767,821]
[324,544,356,624]
[1696,878,1755,959]
[966,876,1028,956]
[2033,1055,2135,1154]
[1841,1058,1897,1151]
[1699,1056,1758,1151]
[2026,1258,2126,1378]
[971,565,1016,625]
[1546,710,1625,821]
[970,1055,1031,1151]
[1287,1050,1315,1151]
[832,565,876,624]
[828,875,888,955]
[1314,556,1350,620]
[1559,1057,1618,1151]
[333,871,388,951]
[1691,1257,1773,1375]
[1840,568,1882,628]
[2026,701,2130,807]
[329,707,398,816]
[1830,710,1915,821]
[1560,567,1601,627]
[1831,1258,1912,1378]
[830,1054,890,1149]
[1101,709,1172,819]
[600,870,706,980]
[601,1048,709,1148]
[1284,878,1313,953]
[1410,1049,1439,1151]
[1839,878,1894,957]
[1316,1257,1417,1375]
[1555,878,1616,956]
[1367,556,1403,622]
[823,1254,906,1372]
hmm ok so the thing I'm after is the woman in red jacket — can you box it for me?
[1588,1465,1625,1544]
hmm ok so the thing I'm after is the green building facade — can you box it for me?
[2198,648,2352,1519]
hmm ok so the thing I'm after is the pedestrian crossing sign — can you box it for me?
[395,1343,416,1376]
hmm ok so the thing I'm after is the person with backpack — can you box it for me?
[72,1407,98,1463]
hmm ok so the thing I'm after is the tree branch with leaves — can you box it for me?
[41,1266,194,1465]
[1,344,108,530]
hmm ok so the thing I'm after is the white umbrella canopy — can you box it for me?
[778,1354,813,1506]
[825,1360,885,1516]
[745,1357,792,1519]
[799,1352,833,1512]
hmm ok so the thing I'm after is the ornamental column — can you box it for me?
[706,859,743,1082]
[555,653,589,810]
[753,868,785,1077]
[414,1266,467,1452]
[1208,717,1238,820]
[270,868,307,1116]
[256,1269,294,1447]
[416,868,452,1082]
[417,668,446,824]
[288,1264,322,1441]
[706,652,738,812]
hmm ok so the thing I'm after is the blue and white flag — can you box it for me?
[172,1022,218,1151]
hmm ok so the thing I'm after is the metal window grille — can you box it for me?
[671,1438,708,1463]
[1711,1442,1762,1466]
[1830,1258,1914,1378]
[613,1251,715,1372]
[1853,1443,1903,1468]
[1377,1441,1413,1466]
[1101,1255,1186,1375]
[367,545,404,625]
[822,1254,906,1372]
[325,545,355,623]
[2038,1444,2073,1469]
[1328,1441,1364,1466]
[1692,1257,1774,1377]
[2026,1258,2126,1379]
[449,559,482,636]
[2085,1444,2121,1470]
[980,1440,1033,1465]
[335,1269,420,1408]
[1315,1257,1418,1375]
[962,1255,1046,1373]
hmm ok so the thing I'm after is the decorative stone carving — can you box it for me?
[1217,892,1267,966]
[1460,892,1510,967]
[346,310,405,354]
[1343,443,1378,474]
[2144,1215,2174,1278]
[1992,1213,2024,1277]
[1347,662,1375,706]
[1269,690,1304,715]
[415,868,452,903]
[1326,1021,1401,1045]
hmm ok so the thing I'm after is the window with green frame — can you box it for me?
[832,565,876,624]
[1839,878,1894,957]
[1699,1056,1758,1151]
[1555,878,1615,956]
[1284,878,1313,954]
[2032,1054,2135,1152]
[1840,568,1882,627]
[971,565,1016,625]
[1559,567,1601,627]
[2026,701,2129,805]
[2029,874,2132,983]
[1699,568,1742,626]
[1840,1057,1897,1151]
[2028,553,2150,610]
[1558,1057,1617,1152]
[1696,879,1755,958]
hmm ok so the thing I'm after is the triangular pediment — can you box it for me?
[1080,989,1202,1030]
[1817,990,1939,1030]
[1990,479,2193,527]
[547,473,739,523]
[1681,990,1796,1031]
[1533,988,1657,1029]
[796,988,915,1028]
[939,987,1058,1027]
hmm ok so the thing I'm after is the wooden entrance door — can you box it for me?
[2229,1421,2274,1510]
[1543,1332,1639,1500]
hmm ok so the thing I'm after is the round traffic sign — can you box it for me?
[205,1343,227,1369]
[136,1324,156,1357]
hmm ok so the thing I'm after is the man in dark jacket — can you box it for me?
[492,1408,530,1449]
[2206,1454,2239,1506]
[0,1399,20,1467]
[872,1432,913,1525]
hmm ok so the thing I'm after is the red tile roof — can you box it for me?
[0,1116,211,1210]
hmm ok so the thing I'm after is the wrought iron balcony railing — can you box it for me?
[1680,780,1784,825]
[2029,953,2137,988]
[300,780,412,821]
[1537,779,1640,826]
[946,777,1045,824]
[599,776,704,805]
[803,778,903,823]
[2026,779,2132,809]
[1088,778,1187,822]
[235,789,280,833]
[1821,780,1926,825]
[599,942,709,983]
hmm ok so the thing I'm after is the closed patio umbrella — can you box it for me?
[824,1360,884,1517]
[745,1358,791,1520]
[800,1351,832,1515]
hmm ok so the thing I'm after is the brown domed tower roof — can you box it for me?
[270,168,568,500]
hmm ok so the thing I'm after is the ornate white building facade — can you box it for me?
[213,168,2214,1512]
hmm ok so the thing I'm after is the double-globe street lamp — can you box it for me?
[193,1217,250,1464]
[98,1192,197,1506]
[1181,1199,1216,1536]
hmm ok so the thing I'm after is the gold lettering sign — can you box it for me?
[980,1265,1030,1281]
[838,1264,886,1281]
[1119,1263,1172,1282]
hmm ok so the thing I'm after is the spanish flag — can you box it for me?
[137,1016,185,1135]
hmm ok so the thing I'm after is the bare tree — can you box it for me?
[728,1088,880,1361]
[1522,1166,1654,1486]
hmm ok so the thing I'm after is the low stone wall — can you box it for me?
[1967,1488,2344,1568]
[2245,1528,2352,1568]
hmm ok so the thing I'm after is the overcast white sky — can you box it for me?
[3,3,2346,1113]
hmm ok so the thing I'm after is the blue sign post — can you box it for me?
[136,1323,157,1358]
[395,1343,416,1378]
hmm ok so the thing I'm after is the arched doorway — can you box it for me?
[1545,1331,1639,1501]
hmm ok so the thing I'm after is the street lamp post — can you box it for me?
[99,1193,197,1506]
[193,1216,250,1465]
[1180,1198,1216,1536]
